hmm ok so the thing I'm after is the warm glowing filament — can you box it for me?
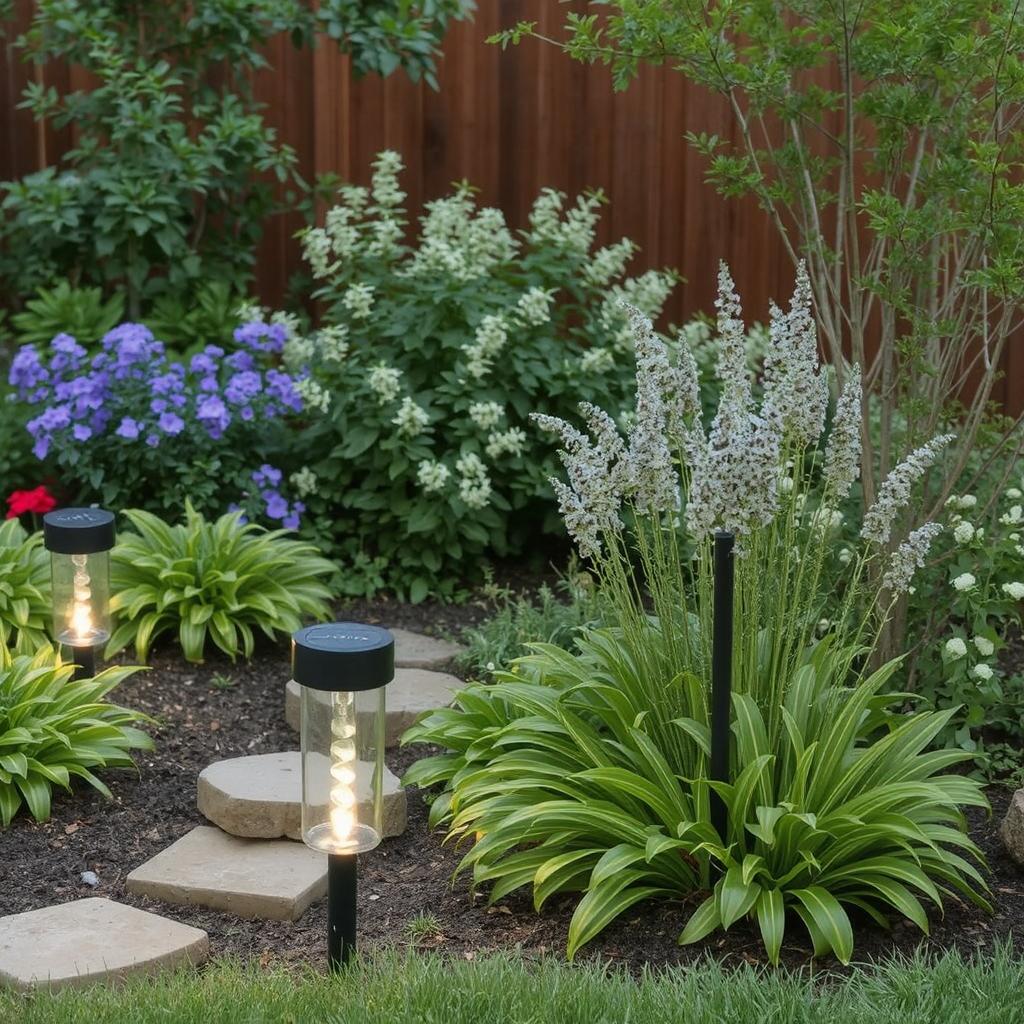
[329,692,357,842]
[68,555,94,643]
[69,598,93,641]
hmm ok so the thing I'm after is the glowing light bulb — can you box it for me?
[67,554,93,643]
[328,691,357,844]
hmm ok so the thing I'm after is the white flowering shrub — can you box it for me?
[905,480,1024,770]
[406,263,988,964]
[290,151,682,599]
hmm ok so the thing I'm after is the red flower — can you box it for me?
[5,486,58,520]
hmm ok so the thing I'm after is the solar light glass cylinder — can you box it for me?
[50,549,111,648]
[300,684,386,854]
[292,622,394,858]
[43,507,116,652]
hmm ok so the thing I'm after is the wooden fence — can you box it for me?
[1,1,1022,412]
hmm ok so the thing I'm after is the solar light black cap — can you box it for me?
[292,622,395,692]
[43,507,116,555]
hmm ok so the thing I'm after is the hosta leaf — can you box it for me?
[567,873,669,959]
[717,863,760,929]
[678,893,721,945]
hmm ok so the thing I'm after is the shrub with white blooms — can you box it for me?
[287,150,696,600]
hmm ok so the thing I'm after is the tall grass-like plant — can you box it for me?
[0,518,50,654]
[0,645,152,825]
[406,265,989,963]
[107,503,336,663]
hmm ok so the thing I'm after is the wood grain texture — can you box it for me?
[0,1,1019,411]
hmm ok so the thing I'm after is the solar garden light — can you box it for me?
[43,507,115,681]
[292,622,394,970]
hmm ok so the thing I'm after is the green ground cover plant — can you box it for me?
[406,268,988,963]
[0,644,151,825]
[3,946,1024,1024]
[108,503,335,663]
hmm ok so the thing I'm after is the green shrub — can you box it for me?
[0,644,152,825]
[0,1,471,313]
[405,267,989,963]
[286,150,680,599]
[456,572,602,678]
[0,519,50,654]
[107,503,336,663]
[10,281,124,347]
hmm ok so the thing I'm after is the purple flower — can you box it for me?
[226,351,256,372]
[234,321,287,354]
[158,411,185,435]
[72,424,92,442]
[224,370,262,406]
[32,436,49,459]
[116,417,141,440]
[264,493,289,520]
[265,370,303,414]
[190,353,218,376]
[253,464,283,488]
[196,395,230,438]
[145,433,160,448]
[9,346,48,393]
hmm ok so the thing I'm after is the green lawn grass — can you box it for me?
[2,945,1023,1024]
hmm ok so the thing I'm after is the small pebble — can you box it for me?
[80,870,99,887]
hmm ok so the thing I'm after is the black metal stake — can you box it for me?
[710,530,735,843]
[327,853,357,970]
[71,644,96,681]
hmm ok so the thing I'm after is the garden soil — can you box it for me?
[2,597,1022,977]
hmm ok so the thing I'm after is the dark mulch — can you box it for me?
[2,599,1023,976]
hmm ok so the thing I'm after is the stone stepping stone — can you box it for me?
[285,668,462,745]
[197,751,407,841]
[126,826,326,921]
[0,897,208,992]
[390,627,465,670]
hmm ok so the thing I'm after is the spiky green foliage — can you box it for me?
[0,519,51,654]
[0,644,152,825]
[107,502,336,663]
[406,632,989,964]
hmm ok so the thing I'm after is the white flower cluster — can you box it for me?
[455,452,492,509]
[623,307,680,513]
[295,376,331,413]
[302,227,339,279]
[953,520,975,544]
[580,347,615,375]
[515,286,554,327]
[860,434,956,545]
[368,363,402,404]
[583,239,636,288]
[882,522,942,594]
[325,205,360,261]
[953,572,976,592]
[370,150,405,209]
[526,188,601,257]
[318,324,350,363]
[531,404,628,560]
[392,397,430,437]
[342,283,375,319]
[686,266,780,542]
[417,460,450,493]
[462,315,509,380]
[1003,581,1024,600]
[946,493,977,510]
[486,427,528,459]
[761,262,829,447]
[469,401,504,430]
[822,373,862,500]
[404,188,518,282]
[290,467,318,499]
[945,637,967,660]
[1000,505,1023,526]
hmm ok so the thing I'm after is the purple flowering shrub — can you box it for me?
[9,321,307,526]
